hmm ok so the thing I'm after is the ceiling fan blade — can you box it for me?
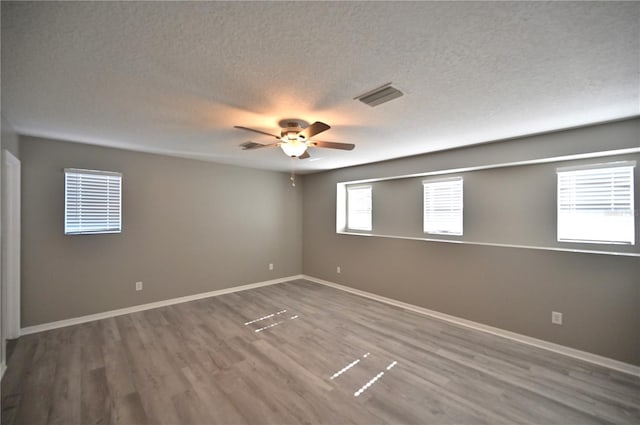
[298,121,330,140]
[311,141,355,151]
[234,126,280,139]
[298,151,311,159]
[239,141,277,150]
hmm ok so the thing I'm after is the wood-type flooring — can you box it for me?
[2,279,639,424]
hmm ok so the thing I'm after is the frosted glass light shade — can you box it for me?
[280,140,308,157]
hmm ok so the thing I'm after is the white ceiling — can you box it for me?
[2,2,639,173]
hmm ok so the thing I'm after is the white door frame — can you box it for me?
[2,150,20,339]
[0,147,3,377]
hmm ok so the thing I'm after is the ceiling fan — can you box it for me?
[234,119,355,159]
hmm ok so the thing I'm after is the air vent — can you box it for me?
[355,83,403,107]
[240,141,262,150]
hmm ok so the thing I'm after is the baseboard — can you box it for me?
[19,273,640,377]
[20,275,304,336]
[302,274,640,378]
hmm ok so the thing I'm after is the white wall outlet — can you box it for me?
[269,263,274,271]
[337,266,341,274]
[136,281,143,291]
[551,311,563,325]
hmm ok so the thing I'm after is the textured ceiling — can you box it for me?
[2,2,639,173]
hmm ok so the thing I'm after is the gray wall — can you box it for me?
[303,118,640,365]
[353,153,639,254]
[16,118,640,365]
[21,136,303,326]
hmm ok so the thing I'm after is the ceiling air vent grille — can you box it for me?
[355,83,403,107]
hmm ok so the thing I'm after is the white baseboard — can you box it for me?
[20,275,304,336]
[18,273,640,377]
[302,275,640,378]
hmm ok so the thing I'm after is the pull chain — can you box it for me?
[290,156,296,187]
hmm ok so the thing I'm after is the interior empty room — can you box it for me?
[1,2,639,424]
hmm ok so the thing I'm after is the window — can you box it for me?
[557,162,635,244]
[65,168,122,235]
[347,185,372,231]
[423,177,463,235]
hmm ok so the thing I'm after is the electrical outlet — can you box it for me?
[136,281,143,291]
[269,263,274,271]
[337,266,341,274]
[551,311,563,325]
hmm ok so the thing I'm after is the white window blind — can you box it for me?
[557,162,635,244]
[65,168,122,235]
[423,177,463,235]
[347,185,372,231]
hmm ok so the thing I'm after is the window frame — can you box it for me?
[64,168,123,235]
[556,161,635,245]
[346,184,372,231]
[422,176,464,236]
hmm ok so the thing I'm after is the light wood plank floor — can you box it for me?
[3,279,639,424]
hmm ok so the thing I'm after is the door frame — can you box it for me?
[2,149,20,340]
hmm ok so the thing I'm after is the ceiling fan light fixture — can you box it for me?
[236,120,352,159]
[280,140,308,157]
[282,130,297,141]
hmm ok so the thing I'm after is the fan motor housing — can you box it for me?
[279,119,307,140]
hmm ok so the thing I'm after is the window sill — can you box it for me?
[336,231,640,257]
